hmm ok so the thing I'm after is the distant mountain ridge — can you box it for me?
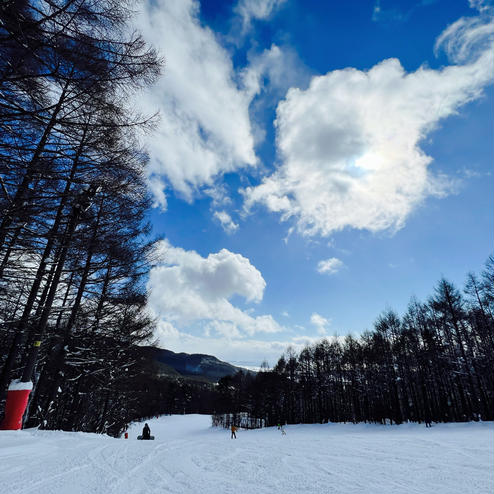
[141,346,252,383]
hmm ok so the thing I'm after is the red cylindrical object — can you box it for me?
[124,432,128,439]
[0,381,32,430]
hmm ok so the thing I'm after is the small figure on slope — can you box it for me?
[425,407,432,428]
[142,423,151,440]
[231,425,237,439]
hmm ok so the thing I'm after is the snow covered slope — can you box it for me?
[0,415,492,494]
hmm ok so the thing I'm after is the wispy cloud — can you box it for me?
[242,44,312,103]
[372,0,408,23]
[317,258,344,275]
[235,0,287,33]
[214,210,239,233]
[372,0,439,24]
[153,320,328,368]
[310,313,331,335]
[435,3,494,63]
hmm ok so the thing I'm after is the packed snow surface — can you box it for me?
[0,415,492,493]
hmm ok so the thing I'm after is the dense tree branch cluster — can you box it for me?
[216,259,494,426]
[0,0,161,435]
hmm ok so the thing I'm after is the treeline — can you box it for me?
[216,259,494,426]
[130,373,224,419]
[0,0,161,435]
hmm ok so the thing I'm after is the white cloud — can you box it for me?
[213,210,239,234]
[317,257,344,275]
[469,0,493,13]
[204,184,232,208]
[153,319,341,368]
[147,240,283,339]
[152,315,355,365]
[243,11,494,237]
[310,313,331,335]
[135,0,257,208]
[238,44,311,153]
[435,7,494,63]
[147,175,168,210]
[235,0,287,32]
[242,44,311,102]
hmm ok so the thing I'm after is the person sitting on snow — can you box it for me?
[142,423,151,440]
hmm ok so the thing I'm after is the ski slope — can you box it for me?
[0,415,492,494]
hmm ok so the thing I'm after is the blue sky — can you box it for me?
[134,0,493,367]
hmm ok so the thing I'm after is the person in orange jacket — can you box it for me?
[231,424,237,439]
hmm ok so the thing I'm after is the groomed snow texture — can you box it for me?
[0,415,492,493]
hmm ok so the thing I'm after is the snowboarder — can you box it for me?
[142,423,151,440]
[231,425,237,439]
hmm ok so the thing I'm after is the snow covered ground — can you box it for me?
[0,415,492,494]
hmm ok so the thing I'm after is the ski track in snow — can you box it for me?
[0,415,492,494]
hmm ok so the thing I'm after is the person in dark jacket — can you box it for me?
[142,423,151,439]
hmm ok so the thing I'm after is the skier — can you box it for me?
[424,407,432,428]
[142,423,151,440]
[231,424,237,439]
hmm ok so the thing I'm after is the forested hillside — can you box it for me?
[142,346,253,382]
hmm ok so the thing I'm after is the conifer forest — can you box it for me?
[214,263,494,427]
